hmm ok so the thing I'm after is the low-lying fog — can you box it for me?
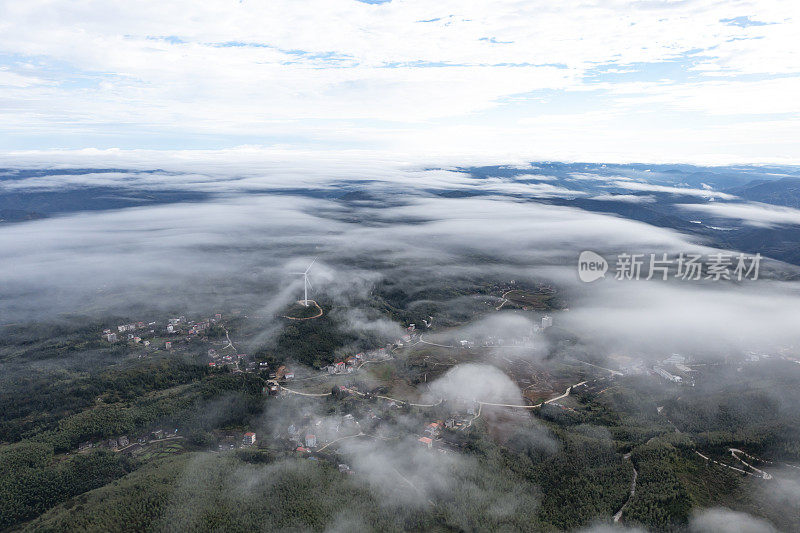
[2,150,800,359]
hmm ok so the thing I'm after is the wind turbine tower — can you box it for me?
[295,258,316,307]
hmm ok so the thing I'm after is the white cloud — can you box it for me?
[590,194,656,203]
[475,178,586,198]
[0,1,799,161]
[426,363,523,404]
[609,180,736,199]
[563,276,800,354]
[2,153,800,360]
[678,202,800,227]
[689,508,778,533]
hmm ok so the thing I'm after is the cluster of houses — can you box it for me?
[417,421,443,448]
[258,365,295,395]
[454,334,536,349]
[416,408,475,449]
[103,321,156,344]
[326,347,392,375]
[166,314,220,337]
[186,318,213,335]
[101,313,224,352]
[269,392,479,470]
[323,327,419,377]
[118,322,147,333]
[395,324,417,346]
[326,357,358,375]
[215,431,258,451]
[208,349,247,369]
[286,413,362,452]
[452,317,551,351]
[274,365,294,379]
[77,428,178,454]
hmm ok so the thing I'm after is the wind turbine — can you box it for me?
[293,258,316,306]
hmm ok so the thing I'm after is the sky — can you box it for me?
[1,0,799,163]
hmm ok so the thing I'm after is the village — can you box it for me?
[93,305,798,478]
[89,310,508,469]
[84,303,800,508]
[76,427,183,455]
[101,313,223,353]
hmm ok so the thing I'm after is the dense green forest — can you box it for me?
[17,402,795,533]
[1,316,798,531]
[0,442,136,529]
[0,358,213,443]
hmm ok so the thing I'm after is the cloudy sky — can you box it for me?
[1,0,799,162]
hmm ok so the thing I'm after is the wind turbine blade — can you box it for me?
[305,257,317,273]
[306,277,313,291]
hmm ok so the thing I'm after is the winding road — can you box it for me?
[476,381,587,409]
[730,448,773,479]
[281,379,588,411]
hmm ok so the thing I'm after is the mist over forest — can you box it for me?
[1,153,800,532]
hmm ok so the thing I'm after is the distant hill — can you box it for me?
[727,177,800,208]
[0,209,46,223]
[0,187,211,216]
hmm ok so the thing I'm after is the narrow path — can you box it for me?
[495,289,517,310]
[373,394,443,408]
[281,299,323,320]
[613,453,637,523]
[694,450,763,478]
[575,359,623,376]
[461,403,483,430]
[730,447,773,464]
[282,380,444,407]
[656,406,681,433]
[280,385,332,397]
[730,448,773,479]
[356,358,394,370]
[418,335,455,348]
[222,327,237,353]
[543,381,587,404]
[316,433,365,452]
[696,448,775,480]
[477,381,587,409]
[390,465,435,506]
[315,432,397,452]
[281,379,587,410]
[115,435,184,453]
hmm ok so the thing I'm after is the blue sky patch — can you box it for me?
[721,16,771,28]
